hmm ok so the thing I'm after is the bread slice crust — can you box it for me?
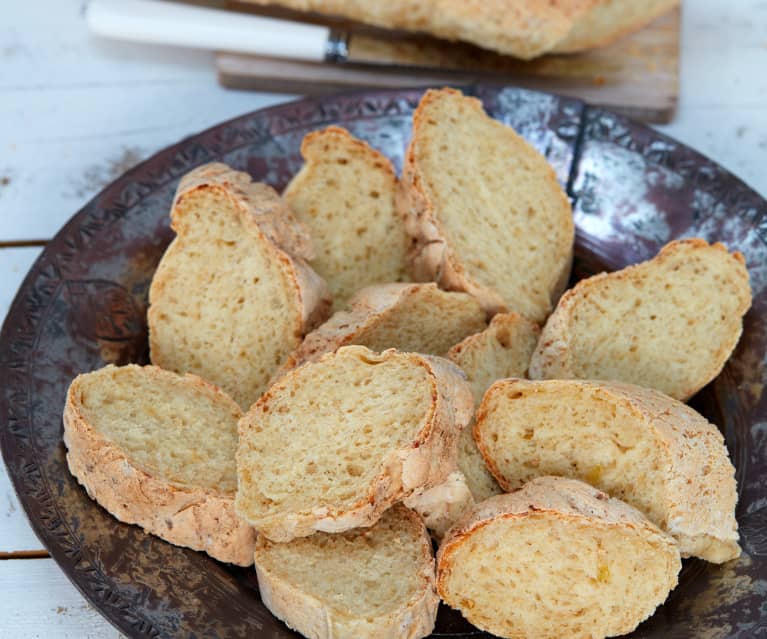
[284,126,410,311]
[148,162,331,408]
[398,88,574,321]
[476,378,740,563]
[255,505,438,639]
[63,364,255,566]
[236,345,474,542]
[530,238,752,400]
[279,282,487,375]
[437,476,681,639]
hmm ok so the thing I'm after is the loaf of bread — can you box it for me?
[236,345,474,541]
[399,88,574,321]
[255,505,438,639]
[63,365,255,566]
[437,476,681,639]
[403,470,474,540]
[447,313,540,502]
[241,1,679,59]
[148,163,331,409]
[476,378,741,563]
[279,282,486,374]
[284,126,409,311]
[530,238,751,400]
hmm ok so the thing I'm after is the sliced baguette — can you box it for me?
[255,505,438,639]
[475,378,740,563]
[63,364,255,566]
[284,126,410,311]
[403,470,474,540]
[437,476,681,639]
[447,313,541,502]
[530,238,752,400]
[279,282,487,374]
[148,162,331,409]
[398,88,574,321]
[236,345,474,542]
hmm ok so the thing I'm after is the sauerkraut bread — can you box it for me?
[284,126,410,311]
[399,88,574,321]
[476,378,740,562]
[530,238,751,400]
[63,365,255,566]
[236,346,473,542]
[148,163,331,409]
[437,477,681,639]
[255,505,438,639]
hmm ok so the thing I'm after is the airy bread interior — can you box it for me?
[72,365,241,494]
[236,347,435,529]
[149,183,306,409]
[403,88,573,321]
[285,126,409,311]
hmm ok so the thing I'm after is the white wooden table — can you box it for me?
[1,1,765,636]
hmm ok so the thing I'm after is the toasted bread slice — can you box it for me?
[403,470,475,540]
[148,163,331,409]
[284,126,410,311]
[553,0,679,53]
[63,364,255,566]
[530,239,752,400]
[398,88,574,321]
[255,505,438,639]
[437,477,681,639]
[476,379,740,562]
[447,313,541,502]
[280,282,487,374]
[236,346,474,541]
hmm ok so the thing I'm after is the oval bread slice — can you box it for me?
[236,345,474,542]
[63,364,255,566]
[255,505,438,639]
[475,378,740,563]
[530,238,752,400]
[279,282,487,375]
[284,126,410,311]
[148,162,332,409]
[398,88,574,321]
[447,313,541,502]
[437,476,681,639]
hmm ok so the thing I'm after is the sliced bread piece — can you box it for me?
[148,162,332,409]
[255,505,438,639]
[280,282,487,374]
[475,378,740,563]
[398,88,574,321]
[530,238,752,400]
[403,470,475,540]
[284,126,410,311]
[447,313,541,502]
[437,476,681,639]
[63,364,255,566]
[236,345,474,542]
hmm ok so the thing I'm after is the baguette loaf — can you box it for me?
[255,505,438,639]
[284,126,409,311]
[279,282,486,374]
[447,313,540,502]
[399,88,574,321]
[437,476,681,639]
[148,163,331,409]
[236,345,474,541]
[530,238,752,400]
[63,364,255,566]
[475,378,740,563]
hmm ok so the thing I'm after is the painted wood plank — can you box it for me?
[0,559,123,638]
[0,246,49,554]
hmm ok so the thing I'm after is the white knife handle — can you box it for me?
[86,0,331,62]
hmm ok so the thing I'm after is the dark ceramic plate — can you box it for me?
[2,86,766,639]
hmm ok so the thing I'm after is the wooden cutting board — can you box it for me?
[215,6,680,123]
